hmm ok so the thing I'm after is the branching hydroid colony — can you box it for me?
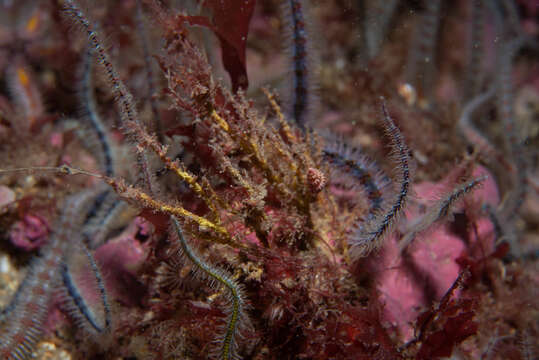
[0,0,536,359]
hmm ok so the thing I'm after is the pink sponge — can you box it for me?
[374,166,499,340]
[94,217,149,306]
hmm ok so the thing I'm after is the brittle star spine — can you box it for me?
[0,195,84,360]
[65,0,157,194]
[60,242,111,335]
[322,142,387,216]
[349,100,411,259]
[79,46,115,178]
[77,46,129,249]
[405,0,442,99]
[497,38,528,221]
[463,0,485,100]
[171,217,249,360]
[281,0,317,129]
[399,175,487,252]
[361,0,399,60]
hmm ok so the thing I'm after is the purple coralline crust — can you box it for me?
[9,213,50,251]
[374,166,500,340]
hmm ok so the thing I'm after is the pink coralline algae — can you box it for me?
[374,166,499,340]
[9,213,50,251]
